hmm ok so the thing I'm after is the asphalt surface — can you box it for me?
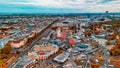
[9,19,59,68]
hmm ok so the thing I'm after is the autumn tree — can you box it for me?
[117,38,120,48]
[0,43,11,54]
[0,54,7,59]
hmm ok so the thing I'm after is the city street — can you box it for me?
[9,19,59,68]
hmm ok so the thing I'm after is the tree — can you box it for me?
[0,54,7,59]
[117,39,120,48]
[1,43,11,54]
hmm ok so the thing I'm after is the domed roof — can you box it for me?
[78,43,88,48]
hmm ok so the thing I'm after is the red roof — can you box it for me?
[69,39,76,45]
[61,34,67,40]
[39,52,45,55]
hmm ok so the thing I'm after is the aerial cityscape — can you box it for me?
[0,0,120,68]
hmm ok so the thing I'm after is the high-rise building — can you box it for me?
[106,11,109,14]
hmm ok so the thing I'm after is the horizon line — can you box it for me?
[0,12,120,14]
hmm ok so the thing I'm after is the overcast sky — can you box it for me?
[0,0,120,13]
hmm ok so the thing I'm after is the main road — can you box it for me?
[9,18,59,68]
